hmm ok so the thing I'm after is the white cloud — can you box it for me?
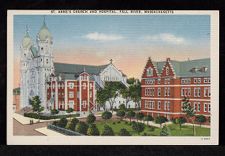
[83,32,124,41]
[145,33,187,45]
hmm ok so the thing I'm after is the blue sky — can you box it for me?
[13,15,210,87]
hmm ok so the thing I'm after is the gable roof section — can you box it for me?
[54,62,109,80]
[153,58,210,77]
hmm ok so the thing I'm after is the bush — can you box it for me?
[160,125,170,136]
[125,121,128,124]
[66,108,74,113]
[155,116,168,127]
[116,110,126,120]
[132,122,145,134]
[86,113,96,124]
[102,111,112,121]
[24,112,80,120]
[119,128,131,136]
[148,126,155,132]
[171,118,176,124]
[117,121,121,124]
[58,117,68,128]
[87,124,100,136]
[101,125,114,136]
[51,109,59,115]
[75,121,88,135]
[136,112,144,121]
[142,132,148,136]
[65,117,79,130]
[195,115,206,127]
[112,122,116,125]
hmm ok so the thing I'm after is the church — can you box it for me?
[20,18,130,115]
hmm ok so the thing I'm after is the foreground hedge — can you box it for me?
[24,112,80,120]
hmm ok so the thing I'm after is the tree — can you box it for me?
[65,117,79,130]
[86,113,96,124]
[144,115,154,126]
[75,121,88,135]
[195,115,206,127]
[160,125,170,136]
[58,117,68,128]
[175,117,187,131]
[116,110,125,121]
[155,116,167,128]
[119,128,131,136]
[119,104,126,111]
[130,80,141,109]
[101,125,114,136]
[29,96,44,121]
[126,111,136,123]
[132,122,145,135]
[66,108,74,113]
[182,97,196,135]
[136,112,144,122]
[121,87,132,109]
[87,124,100,136]
[101,111,112,123]
[51,109,59,115]
[96,88,108,111]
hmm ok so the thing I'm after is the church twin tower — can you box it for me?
[20,18,54,109]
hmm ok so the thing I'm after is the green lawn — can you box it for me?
[95,120,210,136]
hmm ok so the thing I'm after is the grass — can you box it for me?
[95,119,210,136]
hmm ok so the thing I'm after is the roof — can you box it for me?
[54,62,109,80]
[30,46,38,57]
[153,58,210,77]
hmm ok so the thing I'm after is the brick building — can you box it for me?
[13,88,20,112]
[141,57,210,121]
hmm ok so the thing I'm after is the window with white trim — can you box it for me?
[164,101,167,111]
[157,101,161,110]
[68,100,74,109]
[198,103,201,112]
[198,78,201,83]
[145,100,150,109]
[158,88,161,96]
[146,67,153,76]
[164,87,167,96]
[83,83,86,90]
[167,101,170,111]
[82,100,87,108]
[167,87,170,96]
[204,103,207,112]
[68,82,74,89]
[194,78,198,83]
[208,104,211,112]
[165,66,169,75]
[194,102,197,112]
[69,91,74,98]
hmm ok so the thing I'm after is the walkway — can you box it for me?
[35,127,65,136]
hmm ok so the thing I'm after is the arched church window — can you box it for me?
[146,67,153,76]
[166,66,169,75]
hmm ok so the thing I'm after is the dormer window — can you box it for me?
[146,67,153,76]
[190,67,198,73]
[199,67,208,72]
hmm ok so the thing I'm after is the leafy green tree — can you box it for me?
[155,116,167,128]
[29,96,44,120]
[160,125,170,136]
[96,88,108,111]
[87,124,100,136]
[175,117,187,131]
[136,112,144,122]
[126,111,136,123]
[101,125,114,136]
[144,115,154,126]
[195,115,206,127]
[102,111,112,123]
[51,109,59,115]
[75,121,88,135]
[119,128,131,136]
[121,87,132,109]
[132,122,145,135]
[58,117,68,128]
[86,113,96,124]
[116,110,125,121]
[129,80,141,109]
[119,104,126,111]
[182,97,196,135]
[65,117,79,130]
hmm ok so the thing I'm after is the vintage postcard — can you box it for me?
[7,10,219,145]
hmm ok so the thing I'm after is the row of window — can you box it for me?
[182,102,210,113]
[68,100,87,109]
[144,100,170,111]
[144,87,169,97]
[146,66,170,77]
[181,87,211,97]
[68,91,92,98]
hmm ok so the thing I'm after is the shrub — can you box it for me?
[112,122,116,125]
[195,115,206,127]
[58,117,68,128]
[24,112,80,120]
[86,113,96,124]
[116,110,126,120]
[51,109,59,115]
[142,132,148,136]
[117,121,121,124]
[135,112,144,121]
[101,125,114,136]
[119,128,131,136]
[125,121,128,124]
[65,117,79,130]
[102,111,112,121]
[87,124,100,136]
[155,116,168,127]
[126,110,136,123]
[75,121,88,135]
[144,115,154,126]
[132,122,145,134]
[148,126,155,132]
[66,108,74,113]
[171,118,176,124]
[160,125,170,136]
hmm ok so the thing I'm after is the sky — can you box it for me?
[13,15,210,88]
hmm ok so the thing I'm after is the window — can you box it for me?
[204,103,207,112]
[194,78,197,83]
[164,87,170,96]
[69,100,74,109]
[68,82,74,89]
[164,87,167,96]
[194,102,197,112]
[198,78,201,83]
[165,66,169,75]
[145,100,150,109]
[167,101,170,111]
[82,101,87,108]
[198,103,201,112]
[83,83,86,90]
[157,101,161,110]
[204,87,207,97]
[90,92,92,98]
[194,88,201,97]
[167,87,170,96]
[208,104,211,112]
[181,88,185,97]
[188,88,191,96]
[208,87,211,97]
[69,91,74,98]
[158,79,161,84]
[145,88,154,96]
[164,101,167,111]
[158,88,161,96]
[146,67,153,76]
[145,79,154,84]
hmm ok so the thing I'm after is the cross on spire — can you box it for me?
[110,59,113,64]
